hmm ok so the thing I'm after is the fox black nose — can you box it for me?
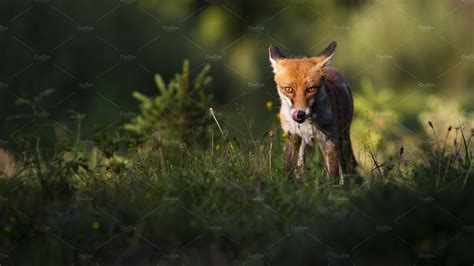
[296,111,306,120]
[292,110,307,123]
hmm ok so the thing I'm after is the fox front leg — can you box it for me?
[284,133,301,176]
[295,139,307,179]
[318,134,340,180]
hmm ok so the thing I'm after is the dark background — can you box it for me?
[1,0,473,162]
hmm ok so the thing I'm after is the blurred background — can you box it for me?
[0,0,473,166]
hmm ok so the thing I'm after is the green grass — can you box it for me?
[1,63,472,265]
[0,124,472,266]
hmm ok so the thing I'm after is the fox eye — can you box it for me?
[283,87,293,93]
[306,86,317,93]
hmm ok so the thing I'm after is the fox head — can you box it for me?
[269,41,336,123]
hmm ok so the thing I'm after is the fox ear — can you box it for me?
[269,45,286,73]
[316,41,337,68]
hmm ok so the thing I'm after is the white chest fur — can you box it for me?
[280,106,317,144]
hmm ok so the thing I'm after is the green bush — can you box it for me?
[124,60,213,144]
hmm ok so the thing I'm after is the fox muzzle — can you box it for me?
[291,110,307,123]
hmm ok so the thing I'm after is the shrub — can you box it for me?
[124,60,213,144]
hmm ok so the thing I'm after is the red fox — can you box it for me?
[269,41,359,183]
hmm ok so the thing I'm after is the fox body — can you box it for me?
[269,41,358,181]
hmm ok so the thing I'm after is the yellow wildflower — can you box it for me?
[92,222,101,230]
[265,101,273,110]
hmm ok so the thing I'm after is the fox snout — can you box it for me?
[291,99,314,123]
[291,109,308,123]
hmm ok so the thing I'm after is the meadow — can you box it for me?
[0,61,472,265]
[1,1,473,264]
